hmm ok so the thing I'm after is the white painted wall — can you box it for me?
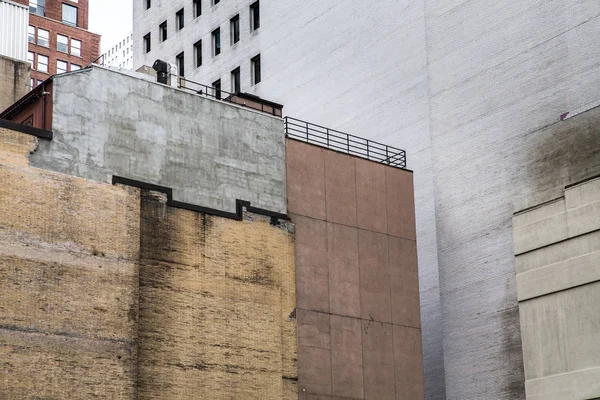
[0,0,29,62]
[103,32,134,70]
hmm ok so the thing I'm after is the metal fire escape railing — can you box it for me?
[284,117,407,169]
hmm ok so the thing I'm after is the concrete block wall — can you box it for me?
[513,177,600,400]
[286,139,424,400]
[29,66,287,215]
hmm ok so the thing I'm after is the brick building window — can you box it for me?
[29,0,45,16]
[230,14,240,44]
[37,54,49,73]
[159,21,167,42]
[62,4,78,27]
[37,29,49,47]
[194,40,202,68]
[176,8,184,30]
[212,79,221,100]
[251,54,261,84]
[71,64,81,71]
[57,60,68,74]
[143,33,151,53]
[212,27,220,56]
[176,52,185,77]
[57,34,68,53]
[71,39,81,57]
[27,52,34,69]
[231,67,240,94]
[250,1,260,31]
[28,26,35,43]
[193,0,201,18]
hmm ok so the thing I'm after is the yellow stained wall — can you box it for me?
[0,127,297,399]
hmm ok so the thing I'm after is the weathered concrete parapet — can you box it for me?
[513,176,600,400]
[29,66,287,215]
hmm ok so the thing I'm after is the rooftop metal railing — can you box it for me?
[284,117,407,169]
[178,77,283,117]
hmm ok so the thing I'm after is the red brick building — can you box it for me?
[15,0,100,88]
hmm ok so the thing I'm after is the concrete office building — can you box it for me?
[133,1,600,399]
[0,65,422,399]
[15,0,100,88]
[102,32,134,70]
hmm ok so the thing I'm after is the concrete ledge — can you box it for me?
[525,366,600,400]
[516,250,600,301]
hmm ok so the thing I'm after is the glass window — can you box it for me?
[194,40,202,68]
[30,78,34,89]
[37,54,49,73]
[176,8,184,30]
[143,33,151,53]
[71,39,81,57]
[250,1,260,31]
[159,21,167,42]
[176,52,185,77]
[145,0,151,10]
[230,14,240,44]
[213,0,220,5]
[71,64,81,71]
[37,29,49,47]
[57,34,68,52]
[29,0,45,16]
[57,60,68,74]
[62,4,78,27]
[28,26,35,43]
[193,0,201,18]
[28,52,34,69]
[251,54,261,85]
[37,79,44,86]
[212,79,221,100]
[212,27,220,56]
[231,67,240,94]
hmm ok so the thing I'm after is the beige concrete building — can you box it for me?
[514,176,600,400]
[0,55,30,112]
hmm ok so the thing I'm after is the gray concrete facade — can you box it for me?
[514,176,600,400]
[133,1,600,399]
[31,66,287,215]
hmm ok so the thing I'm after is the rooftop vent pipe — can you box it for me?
[152,59,170,85]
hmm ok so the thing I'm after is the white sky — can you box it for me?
[88,0,133,53]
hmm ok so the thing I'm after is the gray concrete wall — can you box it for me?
[31,66,287,215]
[514,177,600,400]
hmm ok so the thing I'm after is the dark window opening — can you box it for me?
[143,33,151,53]
[176,52,185,77]
[159,21,167,42]
[145,0,151,9]
[231,67,240,94]
[176,8,184,30]
[251,54,261,85]
[250,1,260,31]
[212,79,221,100]
[230,14,240,44]
[212,27,221,56]
[194,40,202,68]
[193,0,201,18]
[213,0,220,5]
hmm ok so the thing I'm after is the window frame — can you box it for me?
[212,79,222,100]
[27,51,35,69]
[71,63,81,71]
[176,8,185,30]
[176,51,185,77]
[37,28,49,47]
[250,1,260,31]
[230,14,240,45]
[231,67,240,94]
[29,0,45,16]
[37,54,49,73]
[213,0,220,5]
[28,25,36,44]
[57,34,69,53]
[56,59,68,74]
[71,38,81,57]
[212,27,221,56]
[145,0,151,10]
[143,33,151,53]
[251,54,261,85]
[194,39,202,68]
[159,21,168,42]
[62,3,78,27]
[193,0,201,18]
